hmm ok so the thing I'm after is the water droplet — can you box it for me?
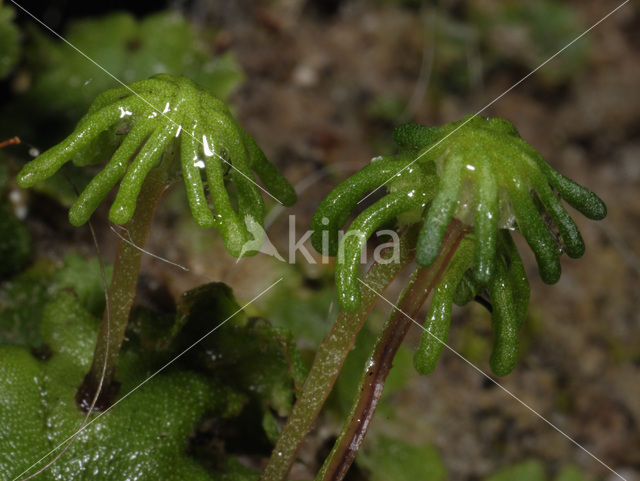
[119,106,132,118]
[202,135,214,157]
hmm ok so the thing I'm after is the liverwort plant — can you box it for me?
[16,74,296,408]
[261,114,606,481]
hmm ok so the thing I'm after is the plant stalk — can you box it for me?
[317,220,468,481]
[76,168,168,411]
[260,227,419,481]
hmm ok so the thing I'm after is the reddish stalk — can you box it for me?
[260,227,419,481]
[0,136,20,148]
[317,220,468,481]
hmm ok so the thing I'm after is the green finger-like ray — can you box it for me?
[515,138,607,220]
[414,237,474,375]
[74,95,152,132]
[200,128,247,257]
[416,151,465,267]
[17,97,145,188]
[488,256,520,376]
[198,88,232,117]
[180,118,216,228]
[239,128,297,207]
[311,157,412,256]
[520,154,585,259]
[392,122,441,150]
[208,112,265,229]
[86,78,168,114]
[336,186,432,312]
[545,169,607,220]
[174,77,217,228]
[472,157,499,285]
[69,119,157,226]
[486,117,519,136]
[500,155,561,284]
[203,115,265,250]
[109,123,176,224]
[499,231,530,327]
[86,88,132,115]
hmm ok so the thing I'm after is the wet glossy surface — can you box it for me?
[313,114,606,314]
[310,114,605,379]
[16,75,296,258]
